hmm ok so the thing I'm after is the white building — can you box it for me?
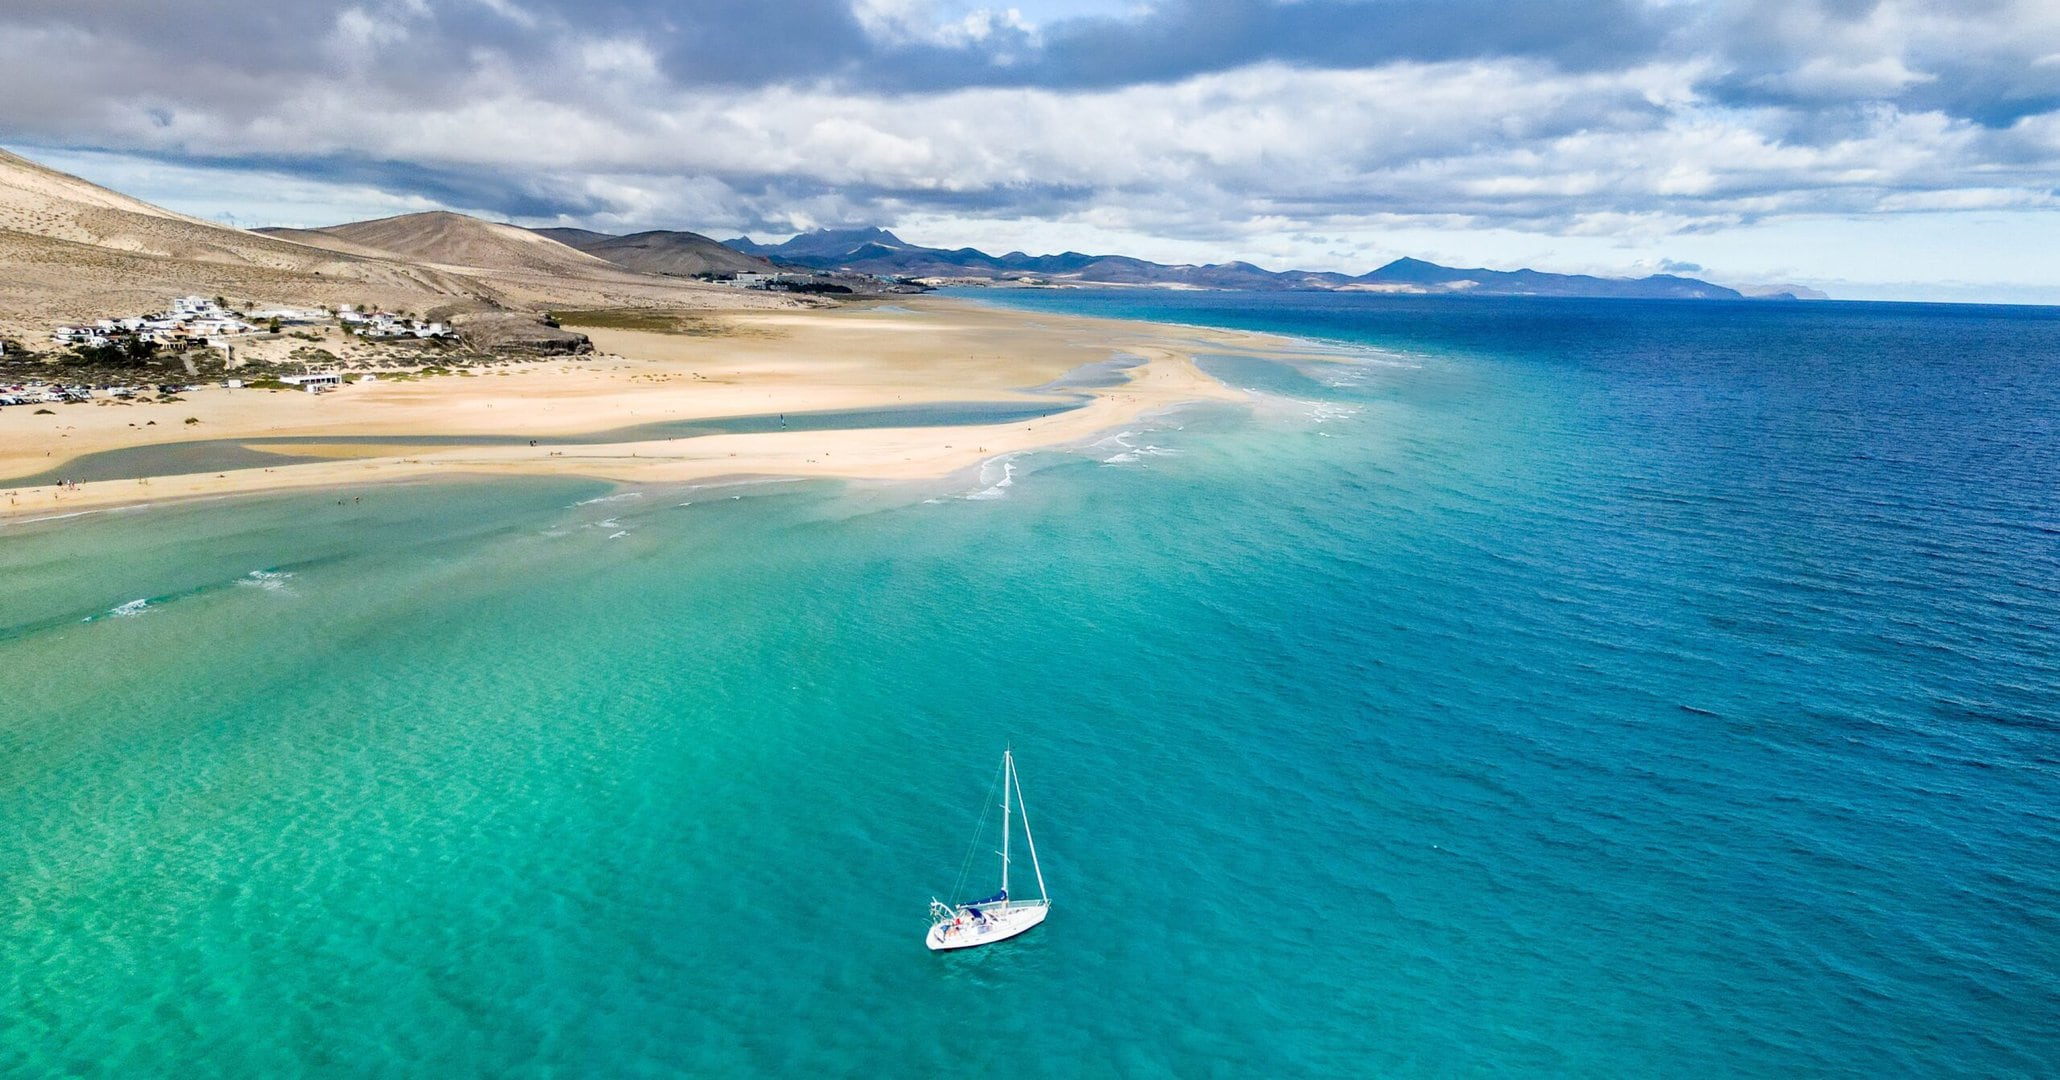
[187,317,252,336]
[247,307,327,324]
[171,295,223,317]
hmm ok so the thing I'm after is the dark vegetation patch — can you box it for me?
[548,308,721,335]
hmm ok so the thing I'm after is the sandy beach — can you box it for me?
[0,297,1272,521]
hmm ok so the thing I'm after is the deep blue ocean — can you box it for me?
[2,291,2056,1076]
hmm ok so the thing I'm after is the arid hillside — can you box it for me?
[533,227,778,278]
[285,212,616,277]
[0,148,789,343]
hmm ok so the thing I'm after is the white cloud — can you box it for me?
[14,47,2054,238]
[575,38,663,82]
[327,3,421,64]
[466,0,539,29]
[854,0,1041,47]
[1749,56,1933,100]
[4,0,2060,299]
[18,146,457,228]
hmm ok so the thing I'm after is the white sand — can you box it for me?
[2,298,1274,521]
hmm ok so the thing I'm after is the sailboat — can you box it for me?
[927,748,1050,951]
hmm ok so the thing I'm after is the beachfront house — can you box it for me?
[170,295,231,319]
[247,307,326,325]
[279,372,344,391]
[53,295,260,352]
[355,312,450,340]
[53,326,113,347]
[187,316,250,336]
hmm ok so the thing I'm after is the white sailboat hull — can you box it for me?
[926,900,1050,952]
[927,749,1050,952]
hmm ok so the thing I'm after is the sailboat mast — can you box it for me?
[1000,750,1013,896]
[1014,753,1048,902]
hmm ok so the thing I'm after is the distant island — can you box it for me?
[715,227,1827,301]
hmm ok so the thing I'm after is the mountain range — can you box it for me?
[0,139,1824,349]
[722,227,1819,300]
[532,227,777,278]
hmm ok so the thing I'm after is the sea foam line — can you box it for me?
[83,598,152,622]
[237,569,296,593]
[570,491,646,507]
[961,453,1026,501]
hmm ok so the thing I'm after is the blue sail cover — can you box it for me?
[970,890,1007,907]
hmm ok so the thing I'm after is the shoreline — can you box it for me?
[0,297,1269,523]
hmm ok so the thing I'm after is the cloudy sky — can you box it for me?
[4,0,2058,301]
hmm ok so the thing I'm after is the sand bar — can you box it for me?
[0,298,1288,521]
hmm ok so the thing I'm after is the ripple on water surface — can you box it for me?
[3,296,2058,1076]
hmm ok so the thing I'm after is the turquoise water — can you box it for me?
[3,399,1084,486]
[3,294,2057,1075]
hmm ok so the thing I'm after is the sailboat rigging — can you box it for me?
[927,748,1050,951]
